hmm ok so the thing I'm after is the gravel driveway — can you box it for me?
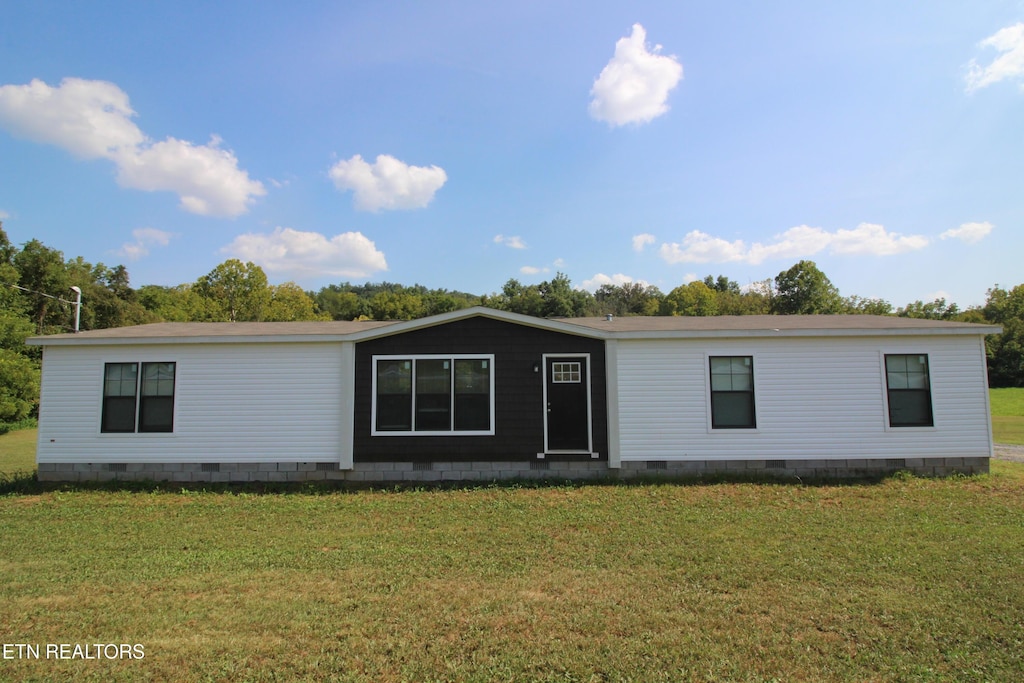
[994,443,1024,463]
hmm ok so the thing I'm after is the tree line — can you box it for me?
[1,226,1022,429]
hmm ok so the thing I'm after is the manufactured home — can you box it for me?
[27,307,1000,482]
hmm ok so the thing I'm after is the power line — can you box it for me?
[1,281,80,305]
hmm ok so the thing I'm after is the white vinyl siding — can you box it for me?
[36,342,345,464]
[615,335,992,461]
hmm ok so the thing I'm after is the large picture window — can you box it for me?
[709,356,756,429]
[102,362,176,433]
[373,355,494,435]
[885,354,933,427]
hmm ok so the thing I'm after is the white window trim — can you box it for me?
[371,353,496,437]
[97,359,178,437]
[879,350,936,432]
[551,361,582,384]
[704,352,760,433]
[541,352,594,455]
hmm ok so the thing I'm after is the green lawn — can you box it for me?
[1,466,1023,681]
[0,427,37,477]
[991,387,1024,445]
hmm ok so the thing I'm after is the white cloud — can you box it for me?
[494,234,527,249]
[940,221,993,244]
[115,136,265,217]
[222,227,387,279]
[0,78,265,217]
[745,225,834,264]
[553,258,566,268]
[580,273,650,292]
[519,265,549,275]
[828,223,929,256]
[0,77,144,158]
[116,227,176,261]
[659,230,748,264]
[0,210,9,220]
[632,233,656,252]
[966,23,1024,92]
[659,223,929,265]
[329,154,447,211]
[589,24,684,127]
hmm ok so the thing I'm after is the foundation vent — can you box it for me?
[766,460,787,469]
[530,461,550,471]
[647,461,667,470]
[886,459,907,468]
[315,462,339,472]
[201,463,220,472]
[105,463,127,472]
[412,462,433,471]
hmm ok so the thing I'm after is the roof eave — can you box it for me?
[607,325,1003,340]
[344,306,609,341]
[26,334,368,347]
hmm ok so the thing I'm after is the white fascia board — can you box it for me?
[26,334,358,347]
[604,326,1002,340]
[344,306,608,342]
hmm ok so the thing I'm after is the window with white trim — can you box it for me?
[709,356,756,429]
[102,362,176,433]
[885,354,933,427]
[372,355,494,435]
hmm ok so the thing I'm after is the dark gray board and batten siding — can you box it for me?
[353,317,608,462]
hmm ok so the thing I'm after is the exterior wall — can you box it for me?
[33,318,993,483]
[353,317,608,462]
[36,342,345,464]
[614,334,993,462]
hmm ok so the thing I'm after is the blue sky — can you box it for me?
[1,1,1021,308]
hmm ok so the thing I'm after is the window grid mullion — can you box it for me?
[449,361,456,431]
[410,360,418,432]
[133,362,142,431]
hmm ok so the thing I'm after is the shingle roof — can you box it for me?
[563,314,995,333]
[26,307,1000,346]
[31,320,398,341]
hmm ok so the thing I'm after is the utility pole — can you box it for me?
[70,286,82,333]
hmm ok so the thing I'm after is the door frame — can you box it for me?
[541,352,593,455]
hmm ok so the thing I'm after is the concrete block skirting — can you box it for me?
[35,457,990,483]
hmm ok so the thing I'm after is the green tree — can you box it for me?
[702,274,741,295]
[13,239,70,333]
[595,282,662,316]
[537,273,595,318]
[0,225,26,314]
[367,290,425,320]
[897,298,960,320]
[983,284,1024,387]
[423,292,469,316]
[661,281,719,316]
[65,258,156,330]
[493,279,545,317]
[0,348,39,424]
[772,260,842,314]
[844,295,894,316]
[266,282,327,321]
[194,260,272,322]
[137,284,224,322]
[314,286,366,321]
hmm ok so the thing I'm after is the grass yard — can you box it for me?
[1,466,1024,682]
[0,427,37,477]
[991,387,1024,445]
[1,391,1022,680]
